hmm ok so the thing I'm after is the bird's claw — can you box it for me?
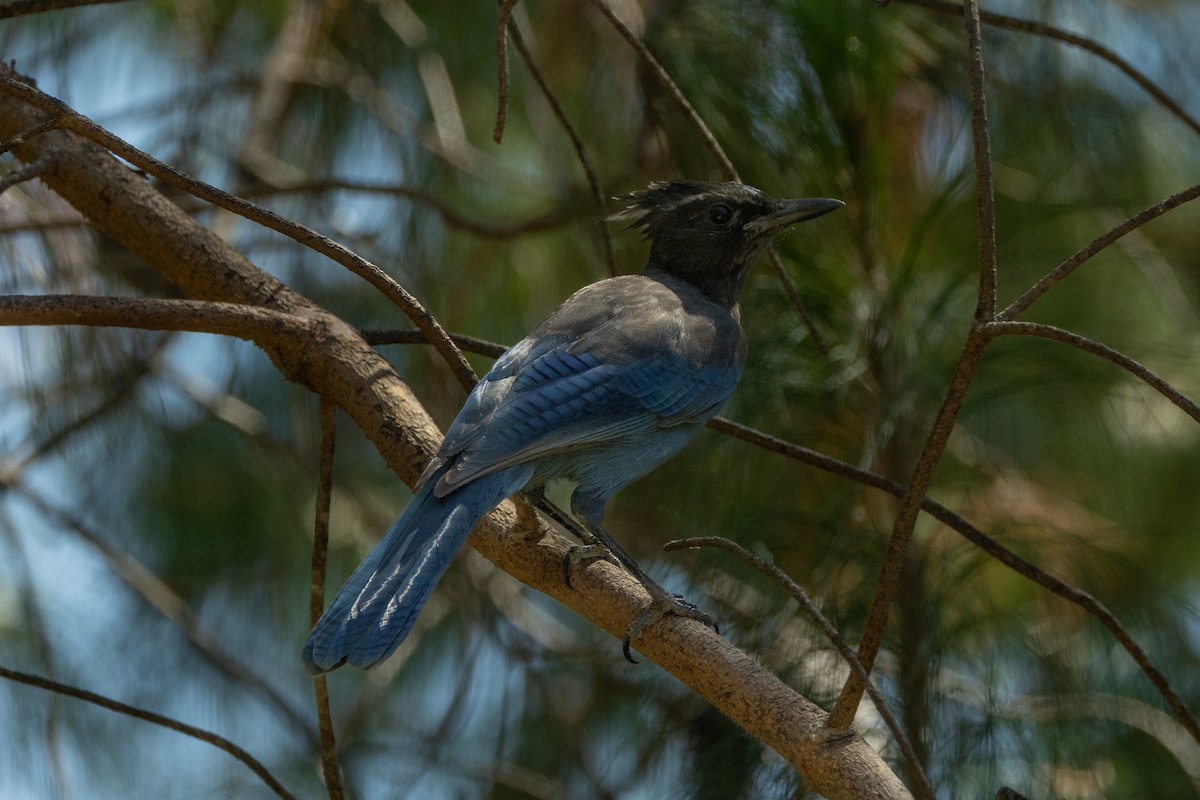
[562,543,618,589]
[622,593,719,664]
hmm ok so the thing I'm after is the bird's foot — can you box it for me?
[562,543,621,589]
[622,591,719,664]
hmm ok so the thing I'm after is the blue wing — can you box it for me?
[431,340,741,494]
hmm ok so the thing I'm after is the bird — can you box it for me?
[303,180,842,674]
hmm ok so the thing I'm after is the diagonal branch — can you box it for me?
[999,182,1200,319]
[830,0,999,722]
[987,321,1200,423]
[896,0,1200,138]
[0,666,298,799]
[505,17,617,276]
[665,536,937,800]
[0,71,478,391]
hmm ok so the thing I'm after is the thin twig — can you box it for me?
[0,154,54,194]
[897,0,1200,138]
[986,321,1200,423]
[766,247,830,354]
[585,0,736,179]
[998,182,1200,319]
[0,294,316,343]
[0,666,298,800]
[830,0,1000,726]
[361,326,508,358]
[0,118,62,155]
[0,0,128,18]
[664,536,937,800]
[311,398,344,799]
[505,19,617,276]
[493,0,521,143]
[961,0,997,320]
[0,74,479,391]
[829,329,989,728]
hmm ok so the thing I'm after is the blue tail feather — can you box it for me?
[303,464,531,673]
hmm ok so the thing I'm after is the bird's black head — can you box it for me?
[612,181,842,309]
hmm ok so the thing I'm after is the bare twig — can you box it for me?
[505,19,617,276]
[766,247,830,354]
[585,0,736,179]
[987,321,1200,423]
[0,0,128,18]
[664,536,936,800]
[830,0,999,727]
[0,118,62,155]
[361,326,508,358]
[961,0,997,320]
[0,666,298,800]
[311,398,344,800]
[999,183,1200,319]
[493,0,522,143]
[0,154,54,194]
[0,294,316,343]
[0,74,479,391]
[829,327,989,724]
[896,0,1200,138]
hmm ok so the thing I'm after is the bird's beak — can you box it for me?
[746,197,844,237]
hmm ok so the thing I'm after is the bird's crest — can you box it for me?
[608,180,768,232]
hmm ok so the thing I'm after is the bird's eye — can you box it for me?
[708,204,733,225]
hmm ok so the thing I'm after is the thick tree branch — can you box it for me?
[666,536,936,800]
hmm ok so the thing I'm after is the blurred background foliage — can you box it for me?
[1,0,1199,797]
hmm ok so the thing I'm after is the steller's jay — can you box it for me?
[303,180,842,673]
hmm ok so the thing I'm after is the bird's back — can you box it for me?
[428,273,746,500]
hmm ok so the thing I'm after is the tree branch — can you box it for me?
[0,665,298,800]
[998,182,1200,319]
[310,398,344,800]
[896,0,1200,138]
[961,0,997,320]
[665,536,936,800]
[0,0,128,19]
[987,321,1200,423]
[505,16,617,276]
[0,69,479,391]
